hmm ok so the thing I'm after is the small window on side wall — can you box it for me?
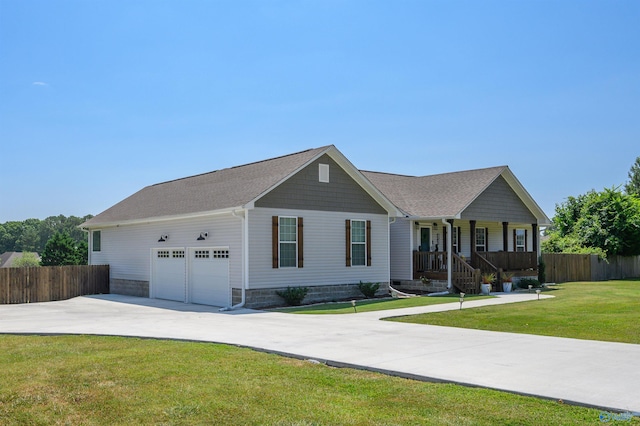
[92,230,101,252]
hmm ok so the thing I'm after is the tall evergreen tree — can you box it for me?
[625,156,640,197]
[40,232,86,266]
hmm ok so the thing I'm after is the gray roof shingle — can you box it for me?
[82,146,331,227]
[361,166,508,218]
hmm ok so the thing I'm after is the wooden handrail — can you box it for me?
[473,252,498,274]
[452,253,481,294]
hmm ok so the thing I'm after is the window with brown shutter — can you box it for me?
[366,220,372,266]
[272,216,279,268]
[273,216,303,268]
[346,219,370,267]
[345,219,351,267]
[297,217,304,268]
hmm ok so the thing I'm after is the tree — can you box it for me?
[625,156,640,197]
[543,187,640,257]
[0,214,93,254]
[11,252,41,267]
[40,232,86,266]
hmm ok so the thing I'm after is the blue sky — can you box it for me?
[1,0,638,222]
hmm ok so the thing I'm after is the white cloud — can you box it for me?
[32,81,48,86]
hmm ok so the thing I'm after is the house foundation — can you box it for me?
[391,279,449,294]
[110,278,149,298]
[233,282,390,309]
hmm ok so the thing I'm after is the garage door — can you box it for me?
[151,248,186,302]
[188,248,230,307]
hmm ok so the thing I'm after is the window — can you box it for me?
[157,250,170,258]
[351,220,366,266]
[92,230,101,252]
[279,217,298,268]
[194,250,210,259]
[213,250,229,259]
[346,219,371,267]
[515,229,526,252]
[172,250,185,258]
[272,216,303,269]
[475,227,486,252]
[319,163,329,183]
[452,226,461,253]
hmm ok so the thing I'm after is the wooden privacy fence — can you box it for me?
[542,254,640,283]
[0,265,109,304]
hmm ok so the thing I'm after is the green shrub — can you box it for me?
[538,256,546,284]
[357,281,380,298]
[275,286,309,306]
[516,278,542,289]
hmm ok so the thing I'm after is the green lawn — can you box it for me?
[0,335,631,425]
[273,293,492,314]
[388,280,640,344]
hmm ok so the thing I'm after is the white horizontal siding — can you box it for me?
[90,214,243,288]
[248,208,389,289]
[389,219,412,281]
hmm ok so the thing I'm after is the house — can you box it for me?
[81,146,401,309]
[82,146,550,307]
[0,252,41,268]
[362,167,551,293]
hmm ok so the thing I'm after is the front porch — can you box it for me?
[413,250,538,293]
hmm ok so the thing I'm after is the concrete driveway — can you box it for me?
[1,293,638,415]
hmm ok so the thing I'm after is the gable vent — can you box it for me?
[319,163,329,183]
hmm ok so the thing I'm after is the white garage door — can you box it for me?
[188,248,230,307]
[151,248,186,302]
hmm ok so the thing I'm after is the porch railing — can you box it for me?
[452,253,481,294]
[413,251,481,294]
[480,251,538,271]
[472,252,498,275]
[413,251,447,275]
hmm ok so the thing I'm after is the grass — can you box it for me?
[273,293,492,314]
[388,280,640,344]
[1,334,633,425]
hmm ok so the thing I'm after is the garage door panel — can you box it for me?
[189,248,229,307]
[152,249,186,302]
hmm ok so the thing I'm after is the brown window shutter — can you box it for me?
[345,219,351,267]
[297,217,304,268]
[366,220,372,266]
[513,229,516,252]
[272,216,279,268]
[525,229,528,252]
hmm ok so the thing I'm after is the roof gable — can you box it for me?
[255,154,387,214]
[362,166,550,224]
[83,146,399,228]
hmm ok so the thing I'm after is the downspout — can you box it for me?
[442,218,453,292]
[221,209,247,311]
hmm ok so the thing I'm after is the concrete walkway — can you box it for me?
[0,293,638,415]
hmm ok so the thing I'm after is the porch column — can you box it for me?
[502,222,509,252]
[532,223,539,255]
[469,220,476,255]
[443,223,447,252]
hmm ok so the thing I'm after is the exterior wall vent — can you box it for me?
[319,163,329,183]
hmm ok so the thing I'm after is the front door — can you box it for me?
[420,227,431,252]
